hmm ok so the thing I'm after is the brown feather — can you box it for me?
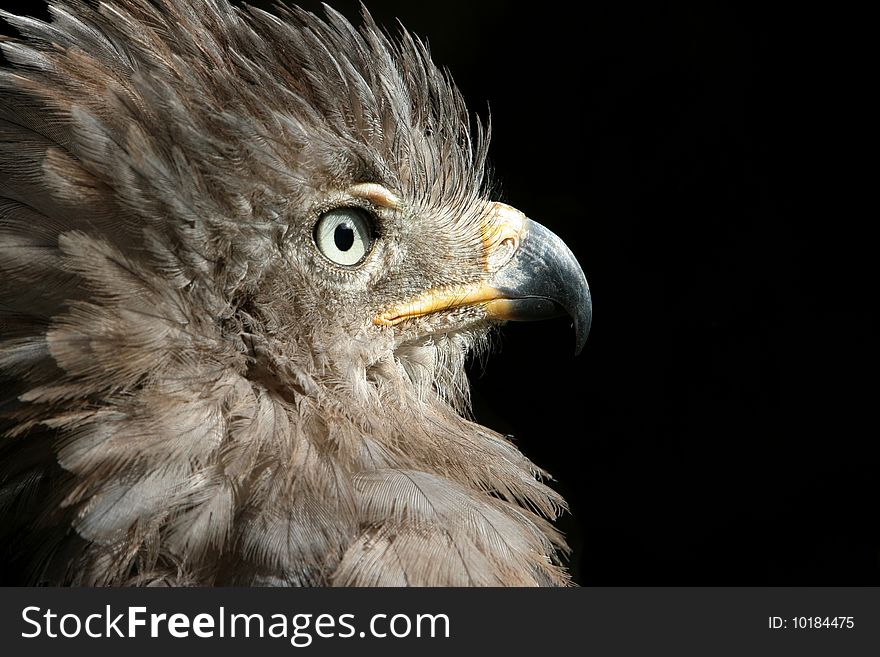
[0,0,571,586]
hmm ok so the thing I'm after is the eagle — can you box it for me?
[0,0,591,586]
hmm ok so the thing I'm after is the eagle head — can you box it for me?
[0,0,591,586]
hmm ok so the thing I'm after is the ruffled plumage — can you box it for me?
[0,0,570,586]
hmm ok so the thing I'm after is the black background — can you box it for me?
[1,1,874,586]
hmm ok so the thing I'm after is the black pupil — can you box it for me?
[334,223,355,251]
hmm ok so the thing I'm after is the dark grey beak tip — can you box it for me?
[573,294,592,356]
[489,217,592,357]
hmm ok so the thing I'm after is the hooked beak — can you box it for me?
[374,203,592,354]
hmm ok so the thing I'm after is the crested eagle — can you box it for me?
[0,0,591,585]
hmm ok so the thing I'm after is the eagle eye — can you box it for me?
[313,207,374,266]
